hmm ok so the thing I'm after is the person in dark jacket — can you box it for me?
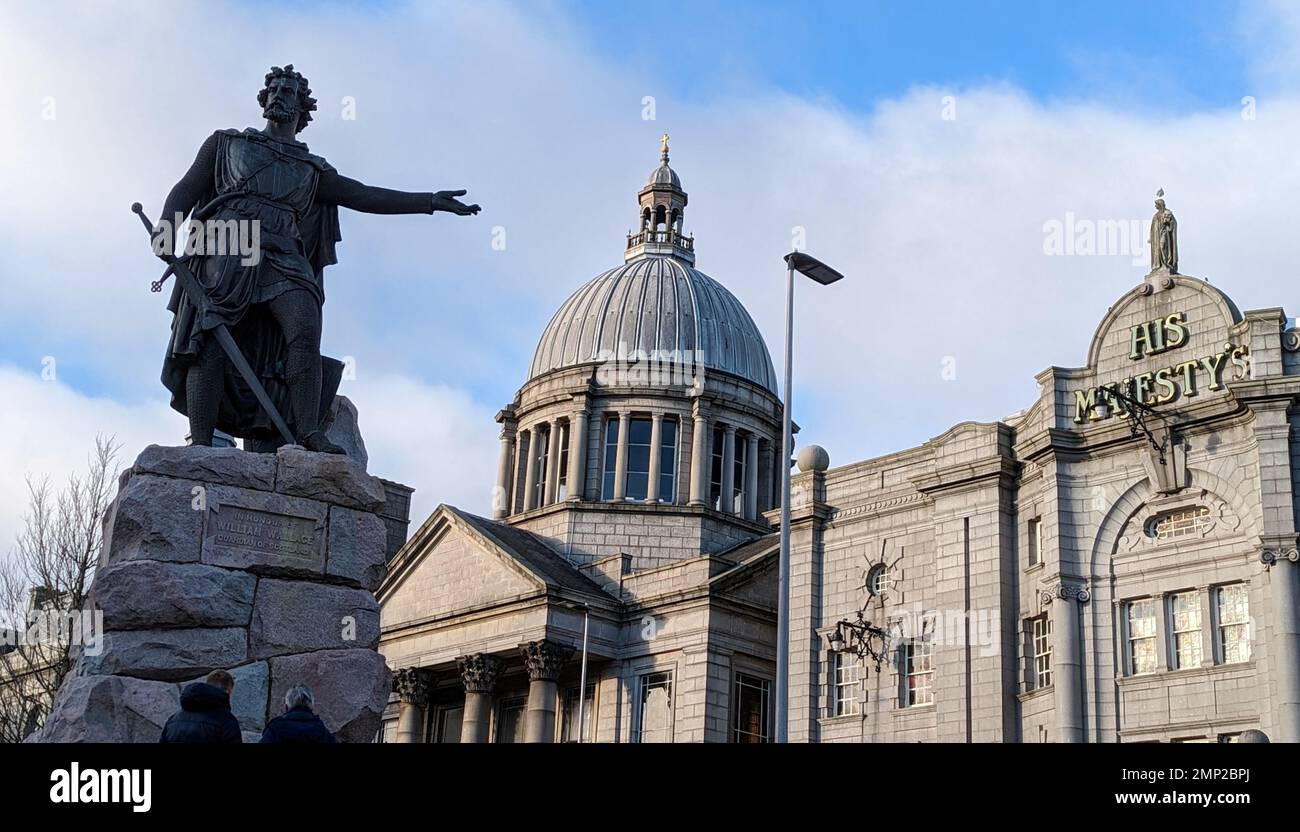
[159,669,242,743]
[260,684,337,744]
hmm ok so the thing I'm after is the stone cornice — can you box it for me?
[825,491,928,526]
[910,456,1020,496]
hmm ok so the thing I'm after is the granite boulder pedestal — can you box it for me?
[36,443,393,743]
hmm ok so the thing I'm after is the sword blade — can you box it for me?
[132,203,296,447]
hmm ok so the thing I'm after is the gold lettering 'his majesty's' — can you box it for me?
[1129,312,1187,360]
[1073,307,1250,424]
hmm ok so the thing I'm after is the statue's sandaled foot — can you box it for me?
[300,431,346,455]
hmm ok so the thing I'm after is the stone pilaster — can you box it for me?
[457,654,502,743]
[520,640,572,743]
[646,413,663,503]
[689,408,709,506]
[1262,537,1300,742]
[745,433,760,520]
[393,667,431,743]
[1041,581,1090,743]
[493,424,515,520]
[613,411,631,502]
[567,402,589,501]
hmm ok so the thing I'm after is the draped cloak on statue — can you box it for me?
[161,129,346,448]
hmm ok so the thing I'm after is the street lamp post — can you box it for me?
[776,251,844,744]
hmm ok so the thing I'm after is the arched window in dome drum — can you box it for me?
[709,425,724,510]
[732,434,747,516]
[625,417,653,501]
[602,418,618,501]
[533,424,550,508]
[658,418,678,503]
[556,422,570,501]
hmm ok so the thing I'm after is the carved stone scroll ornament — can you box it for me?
[457,654,503,693]
[393,667,431,705]
[1260,547,1300,568]
[1039,581,1091,607]
[520,640,573,682]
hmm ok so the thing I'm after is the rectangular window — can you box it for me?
[559,684,595,743]
[731,673,771,743]
[832,652,861,716]
[601,418,618,500]
[1031,615,1052,689]
[437,706,463,743]
[555,423,570,501]
[625,417,652,501]
[1127,599,1158,675]
[1169,591,1202,670]
[709,426,724,509]
[1027,517,1042,567]
[902,640,934,707]
[1217,584,1251,664]
[495,697,525,743]
[732,434,748,515]
[533,425,549,507]
[635,671,674,743]
[658,418,677,503]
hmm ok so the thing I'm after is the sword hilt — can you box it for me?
[131,202,175,262]
[133,202,177,292]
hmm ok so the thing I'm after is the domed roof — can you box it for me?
[528,256,778,393]
[646,162,681,189]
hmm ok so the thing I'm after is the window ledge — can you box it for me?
[818,713,864,726]
[1024,562,1044,575]
[1017,684,1053,703]
[893,703,935,717]
[1116,660,1256,686]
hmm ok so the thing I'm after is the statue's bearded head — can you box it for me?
[257,64,318,134]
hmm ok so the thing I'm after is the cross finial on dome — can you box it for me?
[660,133,670,163]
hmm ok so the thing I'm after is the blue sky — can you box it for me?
[570,0,1249,111]
[3,0,1300,547]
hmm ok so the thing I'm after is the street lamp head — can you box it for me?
[784,251,845,285]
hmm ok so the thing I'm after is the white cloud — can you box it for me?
[0,366,185,550]
[0,364,494,553]
[3,0,1300,537]
[339,374,500,523]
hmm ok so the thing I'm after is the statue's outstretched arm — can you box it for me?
[317,171,480,216]
[157,133,218,252]
[316,171,433,214]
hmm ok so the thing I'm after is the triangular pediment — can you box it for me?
[379,506,549,622]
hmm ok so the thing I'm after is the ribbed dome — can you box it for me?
[528,256,778,393]
[647,162,681,189]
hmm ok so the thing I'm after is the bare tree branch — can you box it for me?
[0,435,121,742]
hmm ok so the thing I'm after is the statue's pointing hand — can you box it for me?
[432,189,481,216]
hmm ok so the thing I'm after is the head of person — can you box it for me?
[205,669,235,697]
[257,64,317,134]
[285,684,314,713]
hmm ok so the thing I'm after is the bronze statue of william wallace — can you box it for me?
[154,64,479,454]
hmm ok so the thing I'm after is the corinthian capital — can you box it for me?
[519,640,572,682]
[457,654,503,693]
[393,667,431,705]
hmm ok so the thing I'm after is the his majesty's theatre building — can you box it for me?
[376,142,1300,743]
